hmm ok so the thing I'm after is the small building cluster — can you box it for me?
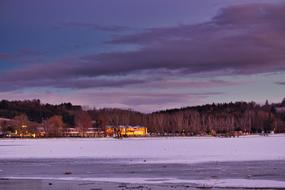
[0,117,148,138]
[63,128,105,138]
[105,125,148,138]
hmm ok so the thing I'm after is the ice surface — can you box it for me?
[0,135,285,163]
[6,177,285,188]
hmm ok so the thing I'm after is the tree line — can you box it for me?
[1,99,285,136]
[89,100,285,135]
[0,100,92,137]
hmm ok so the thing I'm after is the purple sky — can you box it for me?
[1,0,285,112]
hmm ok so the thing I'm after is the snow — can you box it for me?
[6,177,285,188]
[0,135,285,163]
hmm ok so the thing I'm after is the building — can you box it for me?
[64,128,80,137]
[82,128,104,137]
[8,124,37,138]
[104,125,148,137]
[119,126,148,137]
[63,127,105,137]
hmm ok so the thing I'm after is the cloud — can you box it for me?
[132,79,241,89]
[120,91,223,106]
[0,89,222,112]
[275,82,285,85]
[105,3,285,75]
[0,76,147,92]
[57,21,132,32]
[0,49,46,64]
[0,52,11,60]
[1,2,285,91]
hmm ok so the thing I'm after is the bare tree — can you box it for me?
[44,115,65,137]
[75,111,92,136]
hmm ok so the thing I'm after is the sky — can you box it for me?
[1,0,285,112]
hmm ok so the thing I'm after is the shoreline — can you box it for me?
[0,133,284,140]
[0,133,285,140]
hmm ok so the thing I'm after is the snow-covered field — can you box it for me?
[0,135,285,163]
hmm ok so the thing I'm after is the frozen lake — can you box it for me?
[1,135,285,189]
[0,135,285,163]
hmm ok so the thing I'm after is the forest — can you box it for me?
[0,98,285,136]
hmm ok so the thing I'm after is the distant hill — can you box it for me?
[87,99,285,134]
[1,99,285,134]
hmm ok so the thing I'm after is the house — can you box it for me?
[10,124,37,138]
[83,128,104,137]
[104,125,148,138]
[118,125,148,137]
[64,128,80,137]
